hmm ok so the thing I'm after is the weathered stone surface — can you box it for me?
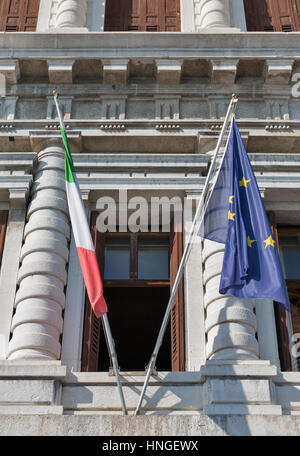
[1,414,300,436]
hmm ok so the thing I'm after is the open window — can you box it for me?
[0,0,40,32]
[269,213,300,371]
[81,212,185,372]
[104,0,181,32]
[278,228,300,371]
[244,0,300,32]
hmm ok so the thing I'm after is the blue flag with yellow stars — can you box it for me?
[199,118,290,310]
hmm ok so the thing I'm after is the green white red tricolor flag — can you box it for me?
[61,127,107,318]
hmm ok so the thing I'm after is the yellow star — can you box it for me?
[264,235,276,249]
[247,236,256,248]
[229,195,235,204]
[228,210,236,221]
[239,177,251,188]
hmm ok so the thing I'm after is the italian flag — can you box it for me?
[61,127,107,318]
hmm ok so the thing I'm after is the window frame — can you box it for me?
[103,231,170,288]
[278,225,300,371]
[81,212,185,372]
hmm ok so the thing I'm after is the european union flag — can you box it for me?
[199,118,290,310]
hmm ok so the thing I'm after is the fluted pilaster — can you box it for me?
[7,142,70,360]
[202,239,259,360]
[55,0,88,29]
[197,0,230,29]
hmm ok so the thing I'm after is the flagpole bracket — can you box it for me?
[145,365,158,376]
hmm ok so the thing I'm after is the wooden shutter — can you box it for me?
[0,211,8,268]
[169,218,185,371]
[81,212,105,372]
[272,0,296,32]
[162,0,180,32]
[268,212,292,371]
[293,0,300,29]
[244,0,300,31]
[105,0,180,32]
[285,279,300,370]
[244,0,275,31]
[104,0,129,31]
[0,0,40,32]
[22,0,40,31]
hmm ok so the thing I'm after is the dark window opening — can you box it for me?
[278,229,300,372]
[104,0,181,32]
[82,214,185,373]
[244,0,300,32]
[269,213,300,372]
[99,286,171,371]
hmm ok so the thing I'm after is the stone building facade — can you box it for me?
[0,0,300,436]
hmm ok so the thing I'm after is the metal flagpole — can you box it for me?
[135,94,239,415]
[53,91,128,416]
[102,314,128,415]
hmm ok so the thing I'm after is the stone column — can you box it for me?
[197,0,230,29]
[7,140,70,360]
[203,238,259,360]
[55,0,88,29]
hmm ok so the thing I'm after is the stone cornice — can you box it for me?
[29,130,82,153]
[0,121,300,154]
[62,152,300,192]
[0,32,300,58]
[71,153,210,170]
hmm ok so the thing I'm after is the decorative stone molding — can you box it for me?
[265,59,294,85]
[155,96,181,120]
[265,97,290,121]
[155,124,181,131]
[47,60,75,85]
[102,60,129,86]
[210,124,223,130]
[100,96,127,120]
[47,96,73,120]
[8,188,30,208]
[99,124,126,131]
[0,60,20,85]
[265,124,291,131]
[7,140,70,360]
[0,97,18,121]
[55,0,88,29]
[155,60,183,85]
[45,123,71,130]
[210,59,239,84]
[202,238,259,360]
[208,97,228,119]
